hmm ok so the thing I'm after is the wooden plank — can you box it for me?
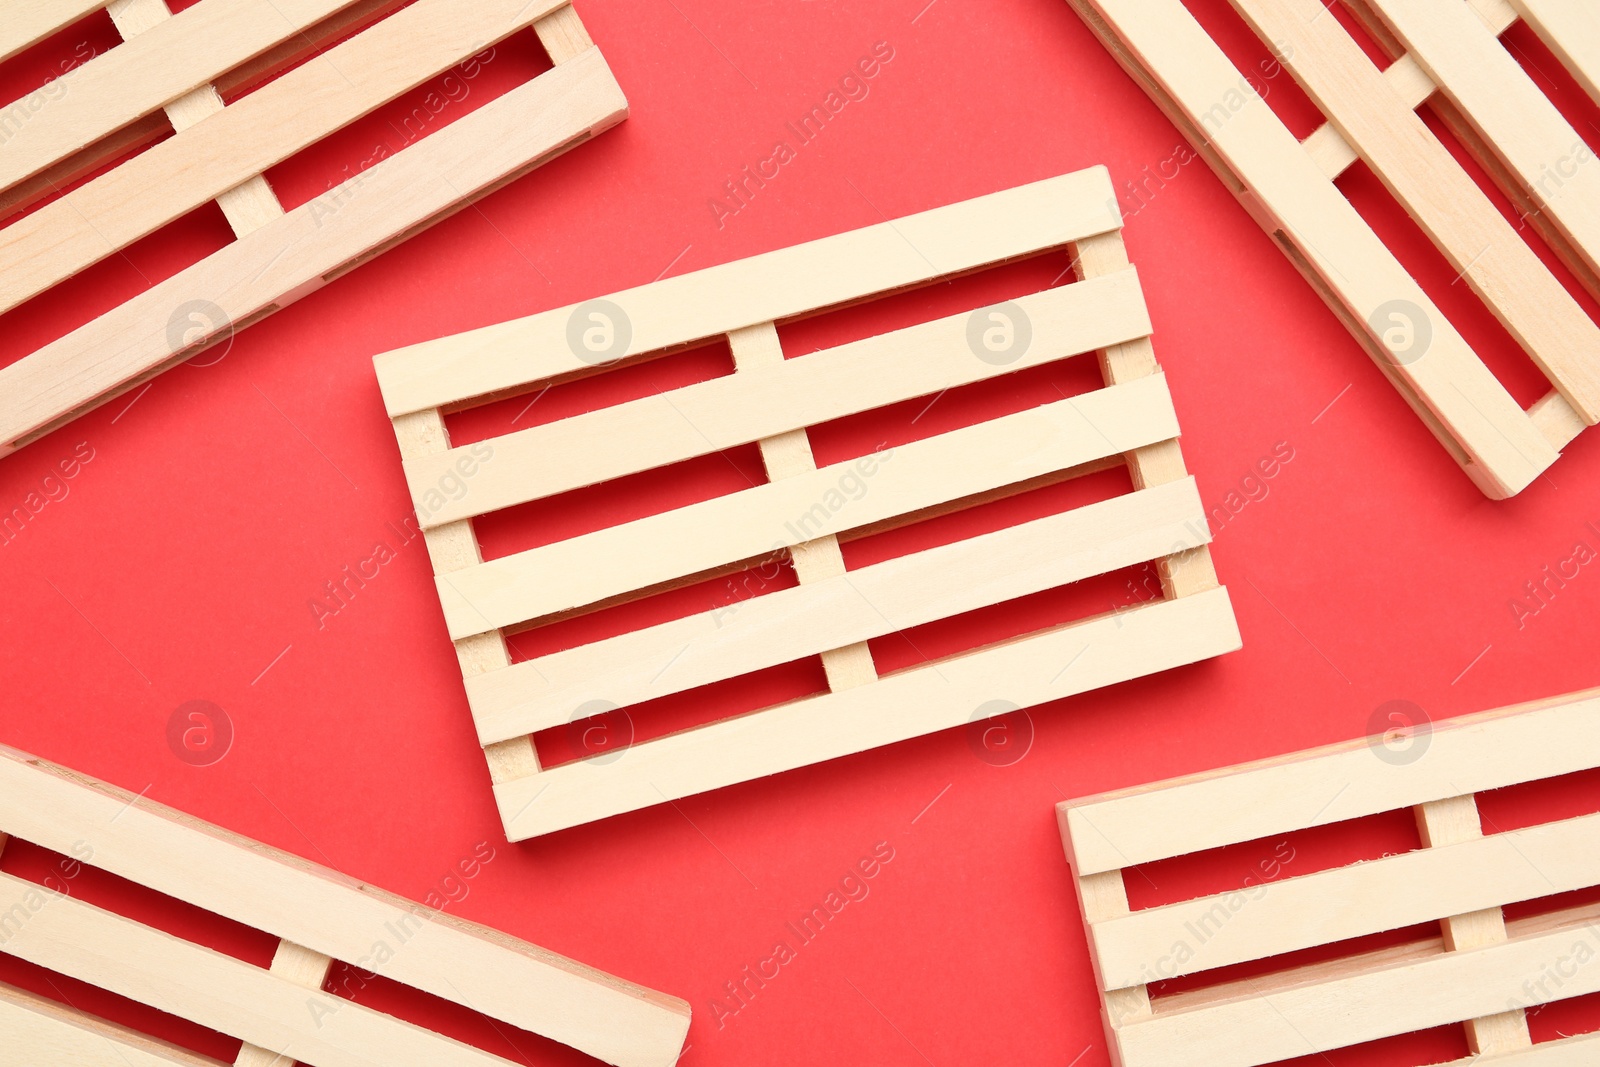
[1366,0,1600,288]
[0,44,627,455]
[1232,0,1600,423]
[0,870,546,1067]
[1512,0,1600,104]
[469,477,1213,744]
[1443,1032,1600,1066]
[726,322,878,692]
[1090,807,1600,989]
[372,167,1125,415]
[495,585,1239,840]
[0,0,560,314]
[1070,0,1560,497]
[1061,687,1600,875]
[435,373,1183,639]
[234,940,335,1067]
[0,980,221,1067]
[402,268,1151,526]
[0,0,368,191]
[1113,910,1600,1066]
[0,0,105,64]
[0,747,689,1067]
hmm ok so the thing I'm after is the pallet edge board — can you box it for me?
[0,744,691,1067]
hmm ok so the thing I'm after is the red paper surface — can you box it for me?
[2,1,1599,1064]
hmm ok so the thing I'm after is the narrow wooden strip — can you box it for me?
[402,268,1150,527]
[1076,870,1154,1029]
[1061,687,1600,875]
[0,0,371,191]
[533,3,593,65]
[0,980,221,1067]
[0,871,534,1067]
[727,322,877,692]
[1071,229,1218,599]
[436,373,1183,639]
[494,586,1239,840]
[1070,0,1558,497]
[1362,0,1600,331]
[0,0,105,64]
[0,45,627,454]
[1114,909,1600,1067]
[0,0,559,313]
[1299,8,1518,180]
[1363,0,1600,289]
[1234,0,1600,423]
[235,941,336,1067]
[391,407,539,785]
[1415,795,1531,1053]
[1512,0,1600,104]
[373,167,1124,415]
[1530,388,1585,450]
[1442,1031,1600,1065]
[0,748,690,1067]
[470,477,1212,743]
[1091,807,1600,989]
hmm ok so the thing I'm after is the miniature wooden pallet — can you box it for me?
[0,744,690,1067]
[1058,685,1600,1066]
[373,165,1242,842]
[0,0,625,456]
[1068,0,1600,498]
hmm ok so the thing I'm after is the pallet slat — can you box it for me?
[467,477,1211,743]
[498,586,1239,840]
[0,746,690,1067]
[0,0,561,314]
[1068,0,1598,497]
[436,373,1182,639]
[0,0,106,64]
[1512,0,1600,104]
[377,165,1239,841]
[372,168,1123,415]
[1,981,220,1067]
[0,0,367,191]
[403,267,1151,526]
[1059,686,1600,1067]
[0,37,626,454]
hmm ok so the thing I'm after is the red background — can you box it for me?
[3,1,1600,1064]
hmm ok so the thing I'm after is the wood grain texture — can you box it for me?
[434,374,1183,639]
[0,746,689,1067]
[403,267,1151,527]
[0,39,627,454]
[469,477,1213,744]
[373,168,1125,414]
[1512,0,1600,104]
[0,0,106,64]
[1,0,559,314]
[496,587,1240,840]
[1232,0,1600,422]
[0,980,222,1067]
[0,0,367,191]
[1068,0,1565,497]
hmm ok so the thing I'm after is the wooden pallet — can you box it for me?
[0,744,690,1067]
[0,0,625,456]
[1068,0,1600,498]
[373,165,1242,842]
[1058,685,1600,1066]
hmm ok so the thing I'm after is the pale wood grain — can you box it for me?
[373,168,1125,415]
[1061,687,1600,875]
[0,980,222,1067]
[0,0,106,64]
[404,267,1150,527]
[435,374,1183,639]
[495,587,1240,840]
[469,477,1212,743]
[0,747,689,1067]
[1511,0,1600,104]
[234,940,335,1067]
